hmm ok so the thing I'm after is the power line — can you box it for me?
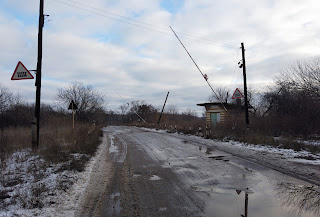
[51,0,174,36]
[170,26,235,124]
[49,0,238,49]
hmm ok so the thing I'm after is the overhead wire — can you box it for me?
[49,0,242,111]
[49,0,238,49]
[110,89,147,123]
[229,47,242,87]
[170,26,235,124]
[51,0,173,36]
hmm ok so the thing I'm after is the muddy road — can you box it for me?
[77,126,320,217]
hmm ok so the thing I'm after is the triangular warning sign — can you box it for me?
[11,61,34,80]
[232,88,244,99]
[236,190,242,195]
[68,100,78,110]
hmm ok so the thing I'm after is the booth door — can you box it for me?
[210,113,220,125]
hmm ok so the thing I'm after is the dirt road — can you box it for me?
[77,126,320,217]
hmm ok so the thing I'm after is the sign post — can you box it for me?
[68,100,78,129]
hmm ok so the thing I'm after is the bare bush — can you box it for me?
[208,86,231,103]
[277,56,320,97]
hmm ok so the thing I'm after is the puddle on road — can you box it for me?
[196,177,320,217]
[109,192,121,215]
[208,155,225,160]
[109,135,119,154]
[108,134,127,163]
[162,156,198,168]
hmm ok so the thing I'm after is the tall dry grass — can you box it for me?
[0,127,31,154]
[0,115,103,168]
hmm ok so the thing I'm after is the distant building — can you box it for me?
[197,102,246,126]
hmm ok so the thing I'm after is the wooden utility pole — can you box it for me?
[241,42,249,126]
[241,191,249,217]
[158,91,170,124]
[32,0,44,147]
[245,192,248,217]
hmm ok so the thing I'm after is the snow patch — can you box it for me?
[149,175,161,181]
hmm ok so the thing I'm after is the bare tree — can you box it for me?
[165,104,178,115]
[277,56,320,97]
[119,103,129,115]
[128,100,157,122]
[208,86,231,103]
[0,85,13,131]
[0,85,13,114]
[57,82,105,121]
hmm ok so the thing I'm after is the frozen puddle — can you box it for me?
[109,135,118,154]
[149,175,161,181]
[195,176,320,217]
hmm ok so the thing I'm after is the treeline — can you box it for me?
[209,56,320,139]
[1,56,320,145]
[0,84,107,130]
[107,100,204,133]
[252,57,320,137]
[0,83,108,154]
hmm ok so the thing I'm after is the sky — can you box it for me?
[1,0,320,115]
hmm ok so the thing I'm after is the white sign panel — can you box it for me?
[11,61,34,80]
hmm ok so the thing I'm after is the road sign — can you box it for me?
[11,61,34,80]
[232,88,244,99]
[68,100,78,110]
[68,100,78,129]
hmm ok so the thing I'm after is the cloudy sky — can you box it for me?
[1,0,319,115]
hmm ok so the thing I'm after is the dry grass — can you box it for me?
[0,116,103,170]
[207,120,320,153]
[0,127,31,154]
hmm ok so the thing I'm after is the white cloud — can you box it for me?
[1,0,320,115]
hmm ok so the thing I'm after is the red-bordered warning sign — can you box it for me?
[232,88,244,99]
[11,61,34,80]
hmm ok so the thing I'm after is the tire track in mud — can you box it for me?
[78,126,320,217]
[74,131,113,217]
[118,131,204,217]
[99,135,142,217]
[95,126,204,216]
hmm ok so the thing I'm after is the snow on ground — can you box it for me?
[1,126,319,216]
[226,140,320,165]
[0,136,108,217]
[141,127,320,165]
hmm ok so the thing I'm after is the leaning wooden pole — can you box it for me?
[158,91,170,124]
